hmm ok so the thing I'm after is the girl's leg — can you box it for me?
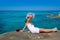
[39,28,57,33]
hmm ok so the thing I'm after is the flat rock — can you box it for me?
[0,31,60,40]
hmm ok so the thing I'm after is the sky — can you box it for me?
[0,0,60,11]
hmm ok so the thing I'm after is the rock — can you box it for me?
[0,31,60,40]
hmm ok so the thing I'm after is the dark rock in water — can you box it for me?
[0,31,60,40]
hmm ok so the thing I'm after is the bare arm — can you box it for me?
[22,18,31,30]
[22,24,27,30]
[20,24,27,32]
[20,17,31,32]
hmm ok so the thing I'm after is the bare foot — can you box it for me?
[52,27,57,32]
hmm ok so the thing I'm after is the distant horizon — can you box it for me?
[0,10,60,12]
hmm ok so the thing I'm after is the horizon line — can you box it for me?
[0,9,60,11]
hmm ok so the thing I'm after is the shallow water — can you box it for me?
[0,11,60,34]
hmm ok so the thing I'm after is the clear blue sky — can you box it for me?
[0,0,60,11]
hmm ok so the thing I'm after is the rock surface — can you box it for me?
[0,31,60,40]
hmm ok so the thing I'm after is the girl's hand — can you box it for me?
[20,30,24,32]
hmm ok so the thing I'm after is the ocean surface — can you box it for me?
[0,11,60,34]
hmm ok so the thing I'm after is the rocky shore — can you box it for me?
[0,31,60,40]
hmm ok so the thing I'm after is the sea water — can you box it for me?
[0,11,60,34]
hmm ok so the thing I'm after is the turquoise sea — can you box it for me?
[0,11,60,34]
